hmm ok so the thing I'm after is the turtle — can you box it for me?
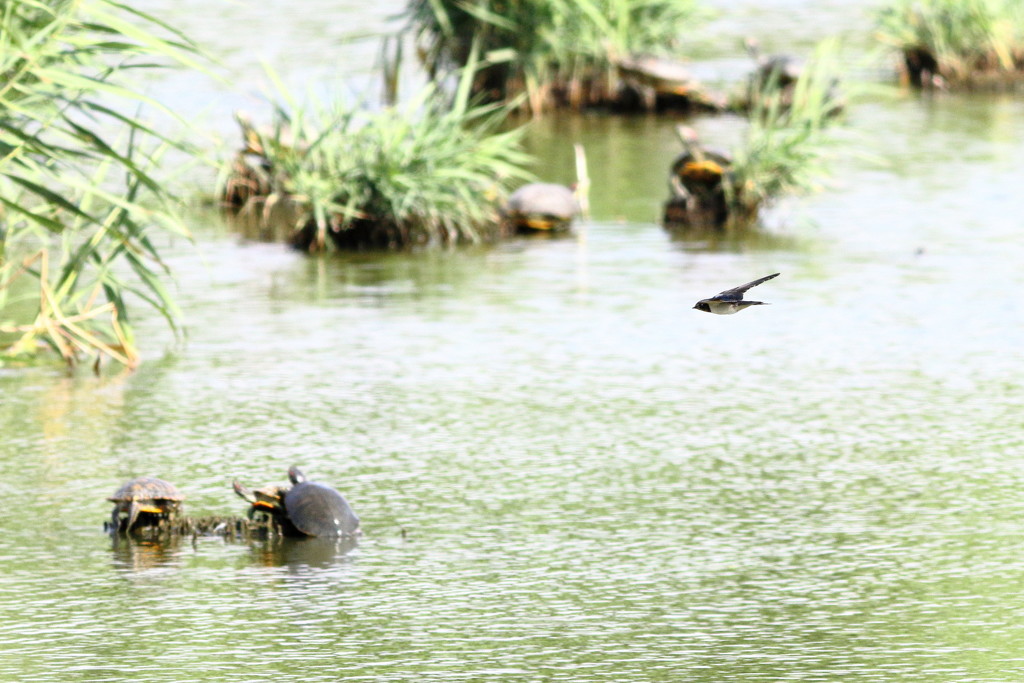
[504,183,578,232]
[668,126,733,197]
[614,55,727,111]
[231,480,288,526]
[233,465,360,538]
[664,126,734,228]
[742,38,844,117]
[108,476,185,534]
[745,38,804,91]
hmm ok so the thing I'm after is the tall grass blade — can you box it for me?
[1,0,210,369]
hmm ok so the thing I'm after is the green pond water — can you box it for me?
[3,1,1024,681]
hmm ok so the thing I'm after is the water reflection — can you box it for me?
[110,534,187,575]
[243,536,359,570]
[110,532,358,576]
[665,219,807,252]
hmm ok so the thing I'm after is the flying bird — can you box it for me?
[693,272,780,314]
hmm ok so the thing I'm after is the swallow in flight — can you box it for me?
[693,272,780,314]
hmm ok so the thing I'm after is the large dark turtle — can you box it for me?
[233,466,360,538]
[505,183,578,233]
[108,476,184,534]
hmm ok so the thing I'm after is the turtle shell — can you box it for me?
[506,183,577,231]
[108,476,184,534]
[109,476,184,503]
[670,148,733,196]
[615,55,699,98]
[282,475,360,538]
[753,55,804,89]
[671,149,732,178]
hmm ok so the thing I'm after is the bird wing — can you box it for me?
[712,272,780,300]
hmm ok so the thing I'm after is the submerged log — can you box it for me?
[105,514,281,541]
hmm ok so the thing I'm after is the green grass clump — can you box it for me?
[875,0,1024,86]
[665,40,845,230]
[0,0,205,369]
[221,68,534,250]
[404,0,707,114]
[726,40,845,219]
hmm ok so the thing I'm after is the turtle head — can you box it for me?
[744,37,762,62]
[288,465,307,485]
[234,480,285,512]
[232,480,256,504]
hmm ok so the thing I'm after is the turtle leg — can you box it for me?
[127,501,141,533]
[111,505,122,534]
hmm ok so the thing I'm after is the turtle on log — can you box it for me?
[108,476,185,534]
[233,466,361,538]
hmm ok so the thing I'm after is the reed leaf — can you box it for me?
[725,39,847,221]
[0,0,208,369]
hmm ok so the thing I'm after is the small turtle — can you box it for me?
[669,127,732,196]
[745,38,804,91]
[664,126,734,227]
[505,183,578,232]
[616,55,698,110]
[232,480,287,521]
[234,466,360,538]
[108,476,184,534]
[615,55,727,111]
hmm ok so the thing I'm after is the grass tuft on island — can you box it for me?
[403,0,711,115]
[665,40,846,230]
[219,68,534,251]
[728,41,845,218]
[875,0,1024,88]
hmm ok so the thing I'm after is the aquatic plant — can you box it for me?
[874,0,1024,87]
[0,0,205,369]
[220,63,534,250]
[403,0,708,114]
[726,40,845,217]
